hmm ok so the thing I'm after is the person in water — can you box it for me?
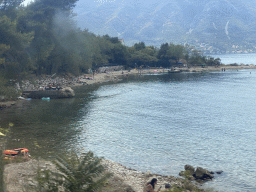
[145,178,161,192]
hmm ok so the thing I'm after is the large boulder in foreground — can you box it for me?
[194,167,214,180]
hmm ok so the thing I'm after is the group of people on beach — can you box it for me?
[145,178,171,192]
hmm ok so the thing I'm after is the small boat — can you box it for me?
[3,148,29,156]
[42,97,50,100]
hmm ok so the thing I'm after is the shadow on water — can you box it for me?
[0,84,102,158]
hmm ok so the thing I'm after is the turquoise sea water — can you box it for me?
[1,65,256,191]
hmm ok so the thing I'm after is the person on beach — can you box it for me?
[145,178,161,192]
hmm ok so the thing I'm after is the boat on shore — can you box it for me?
[23,87,75,99]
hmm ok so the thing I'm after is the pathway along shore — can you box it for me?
[2,65,255,191]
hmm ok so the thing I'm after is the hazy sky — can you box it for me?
[21,0,34,6]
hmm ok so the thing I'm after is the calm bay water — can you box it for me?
[211,53,256,65]
[1,69,256,191]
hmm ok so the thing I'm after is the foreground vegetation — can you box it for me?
[1,151,213,192]
[0,0,221,100]
[35,151,112,192]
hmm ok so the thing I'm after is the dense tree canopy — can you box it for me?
[0,0,221,97]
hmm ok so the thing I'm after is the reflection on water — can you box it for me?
[82,71,256,192]
[0,85,99,157]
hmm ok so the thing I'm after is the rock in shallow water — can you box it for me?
[194,167,214,180]
[184,164,195,175]
[216,170,223,174]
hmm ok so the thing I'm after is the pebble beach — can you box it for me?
[4,158,200,192]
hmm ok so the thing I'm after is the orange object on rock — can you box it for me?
[3,148,29,156]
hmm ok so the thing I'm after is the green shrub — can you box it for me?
[170,184,184,192]
[36,151,112,192]
[0,85,21,100]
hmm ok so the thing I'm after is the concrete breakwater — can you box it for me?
[23,87,75,99]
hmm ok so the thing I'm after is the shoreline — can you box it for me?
[4,158,203,192]
[71,65,256,87]
[1,66,240,191]
[101,159,204,192]
[1,65,254,108]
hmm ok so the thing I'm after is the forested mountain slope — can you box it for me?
[75,0,256,53]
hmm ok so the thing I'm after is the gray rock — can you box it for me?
[126,186,135,192]
[146,170,151,175]
[28,180,37,186]
[216,170,223,174]
[184,164,195,175]
[179,171,185,177]
[194,167,214,180]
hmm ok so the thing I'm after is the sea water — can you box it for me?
[80,70,256,192]
[1,68,256,192]
[211,53,256,65]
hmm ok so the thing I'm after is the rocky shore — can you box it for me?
[101,159,205,192]
[4,158,205,192]
[1,65,254,102]
[14,65,256,92]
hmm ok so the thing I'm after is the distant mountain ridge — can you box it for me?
[74,0,256,53]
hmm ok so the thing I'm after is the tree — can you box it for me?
[157,43,170,67]
[129,51,158,67]
[189,50,204,65]
[169,44,186,63]
[134,42,146,51]
[0,15,34,78]
[17,1,90,75]
[0,44,10,66]
[0,0,24,19]
[109,43,129,65]
[103,35,119,44]
[91,36,112,68]
[38,0,79,11]
[0,0,23,10]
